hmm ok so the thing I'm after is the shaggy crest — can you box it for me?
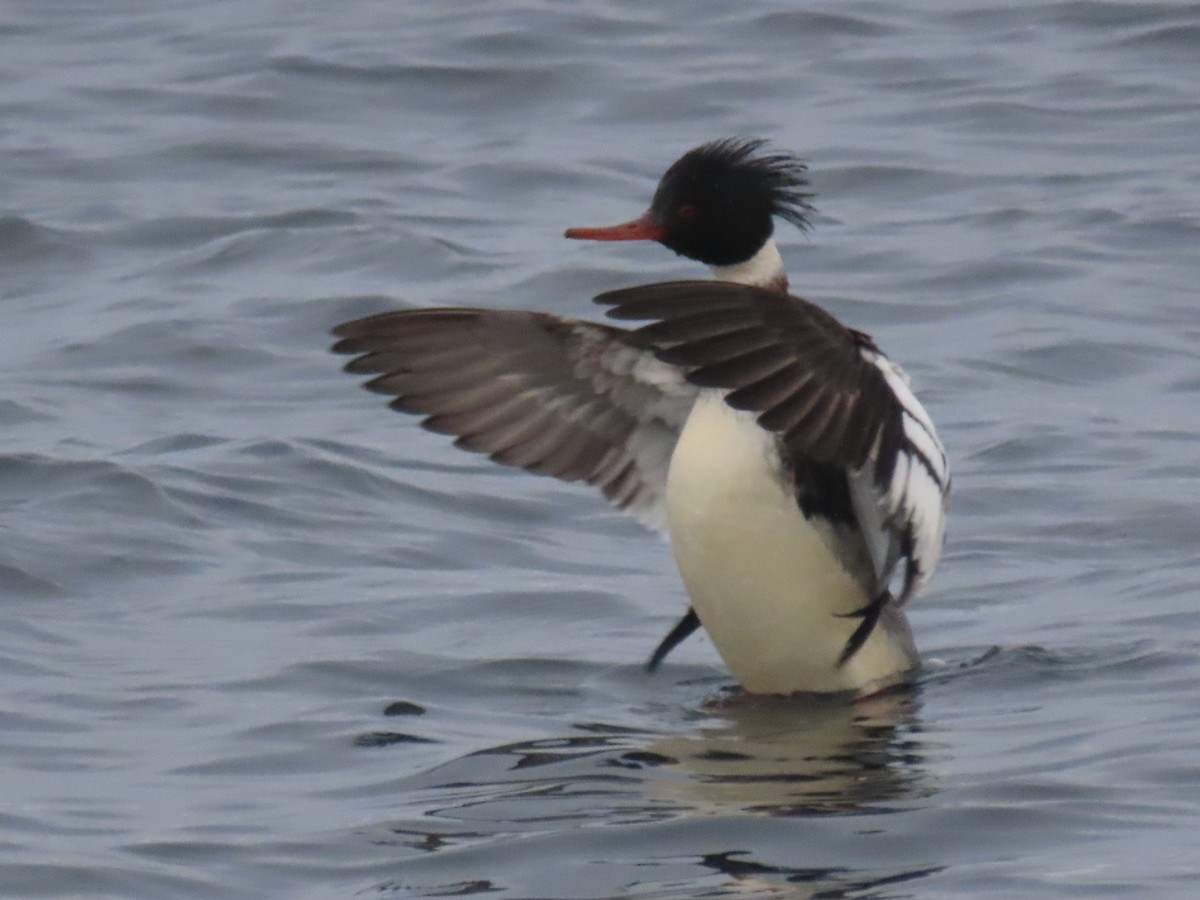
[657,137,816,232]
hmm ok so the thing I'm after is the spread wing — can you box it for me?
[331,307,700,532]
[597,280,950,606]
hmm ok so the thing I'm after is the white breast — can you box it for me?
[664,391,917,694]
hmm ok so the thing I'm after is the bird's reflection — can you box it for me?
[368,687,939,897]
[641,686,933,816]
[376,684,933,830]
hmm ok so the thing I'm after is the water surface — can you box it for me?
[3,1,1200,897]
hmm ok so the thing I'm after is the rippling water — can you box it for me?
[3,1,1200,897]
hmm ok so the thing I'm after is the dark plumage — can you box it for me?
[598,281,900,474]
[332,308,695,525]
[648,138,815,266]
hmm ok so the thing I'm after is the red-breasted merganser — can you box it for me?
[332,139,950,696]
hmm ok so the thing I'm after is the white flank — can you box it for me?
[665,391,918,694]
[862,349,949,484]
[859,348,950,603]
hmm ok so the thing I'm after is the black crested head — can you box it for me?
[648,138,815,267]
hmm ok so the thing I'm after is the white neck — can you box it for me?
[710,239,788,292]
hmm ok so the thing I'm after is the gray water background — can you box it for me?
[3,1,1200,897]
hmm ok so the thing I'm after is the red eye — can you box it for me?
[677,204,698,221]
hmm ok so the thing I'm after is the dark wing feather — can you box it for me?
[598,281,900,473]
[332,307,699,531]
[596,280,949,606]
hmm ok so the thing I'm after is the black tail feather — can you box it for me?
[645,607,702,672]
[836,591,891,666]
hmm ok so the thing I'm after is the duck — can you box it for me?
[331,138,950,696]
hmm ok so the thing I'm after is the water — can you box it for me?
[3,1,1199,896]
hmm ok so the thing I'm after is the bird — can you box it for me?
[331,138,949,697]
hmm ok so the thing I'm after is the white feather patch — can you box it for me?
[857,347,950,604]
